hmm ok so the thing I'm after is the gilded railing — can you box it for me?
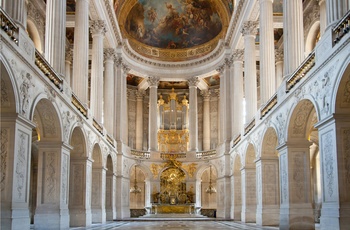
[244,118,256,136]
[196,150,216,159]
[232,134,241,148]
[260,93,277,119]
[35,50,63,91]
[71,93,88,118]
[286,51,315,92]
[106,134,115,147]
[93,118,104,136]
[333,10,350,44]
[160,152,187,160]
[131,150,150,159]
[0,7,19,44]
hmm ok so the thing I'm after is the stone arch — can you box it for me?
[257,127,280,226]
[305,21,320,55]
[0,58,19,114]
[282,98,320,228]
[27,19,43,53]
[129,164,146,210]
[232,154,242,221]
[68,126,90,227]
[91,143,106,223]
[241,143,256,223]
[200,164,217,211]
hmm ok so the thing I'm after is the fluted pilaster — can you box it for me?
[241,21,258,123]
[259,0,276,104]
[90,20,107,123]
[232,49,244,136]
[45,0,67,76]
[201,90,211,151]
[72,0,90,104]
[136,90,145,150]
[188,76,199,151]
[148,77,160,151]
[103,48,115,134]
[283,0,304,76]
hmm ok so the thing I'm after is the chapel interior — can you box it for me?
[1,0,350,229]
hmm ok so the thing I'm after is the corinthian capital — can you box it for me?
[90,20,107,35]
[147,76,160,87]
[188,76,199,87]
[104,48,115,60]
[232,49,244,62]
[275,48,284,62]
[241,21,258,36]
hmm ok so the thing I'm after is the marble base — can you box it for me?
[256,206,279,226]
[34,210,69,230]
[1,207,30,230]
[69,208,92,227]
[279,205,314,230]
[91,208,106,223]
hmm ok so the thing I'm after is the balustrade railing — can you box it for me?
[0,8,18,44]
[131,150,151,159]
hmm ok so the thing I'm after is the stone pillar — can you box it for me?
[136,90,145,150]
[115,155,130,219]
[319,0,327,36]
[34,142,71,230]
[241,21,258,123]
[147,77,160,151]
[2,0,27,29]
[201,90,210,151]
[91,166,107,223]
[216,175,232,219]
[1,116,35,230]
[283,0,304,76]
[326,0,349,28]
[259,0,276,104]
[114,57,129,144]
[144,179,152,210]
[224,59,232,143]
[65,48,73,87]
[275,48,284,88]
[105,170,115,221]
[316,116,350,229]
[255,157,280,226]
[72,0,89,105]
[45,0,66,76]
[188,77,199,151]
[241,166,256,223]
[217,66,225,145]
[90,20,106,123]
[278,141,314,230]
[232,171,242,221]
[103,48,115,133]
[232,49,244,136]
[215,89,221,146]
[69,157,93,227]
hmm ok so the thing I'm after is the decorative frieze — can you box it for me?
[19,72,35,115]
[15,132,28,201]
[322,132,335,198]
[1,128,9,192]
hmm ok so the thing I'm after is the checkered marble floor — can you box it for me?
[70,221,280,230]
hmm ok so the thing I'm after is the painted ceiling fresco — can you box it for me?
[124,0,223,49]
[203,74,220,87]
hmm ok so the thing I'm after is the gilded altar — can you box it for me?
[152,204,195,214]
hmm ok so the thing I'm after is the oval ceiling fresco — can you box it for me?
[124,0,223,49]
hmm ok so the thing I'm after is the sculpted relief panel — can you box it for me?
[0,128,9,192]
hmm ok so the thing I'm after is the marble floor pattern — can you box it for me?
[70,221,280,230]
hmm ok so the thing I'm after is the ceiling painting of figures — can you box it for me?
[123,0,223,49]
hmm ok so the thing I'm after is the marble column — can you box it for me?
[45,0,66,76]
[326,0,349,28]
[0,116,35,230]
[90,20,107,123]
[259,0,276,104]
[188,77,199,152]
[69,157,93,227]
[65,48,73,87]
[215,89,221,146]
[319,0,327,36]
[217,66,225,145]
[91,166,107,223]
[34,142,71,230]
[72,0,89,105]
[114,57,129,144]
[275,48,284,88]
[224,58,233,143]
[201,90,211,151]
[136,90,145,150]
[103,49,115,133]
[232,49,244,136]
[278,141,314,230]
[148,77,160,151]
[241,21,258,123]
[2,0,27,29]
[283,0,304,76]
